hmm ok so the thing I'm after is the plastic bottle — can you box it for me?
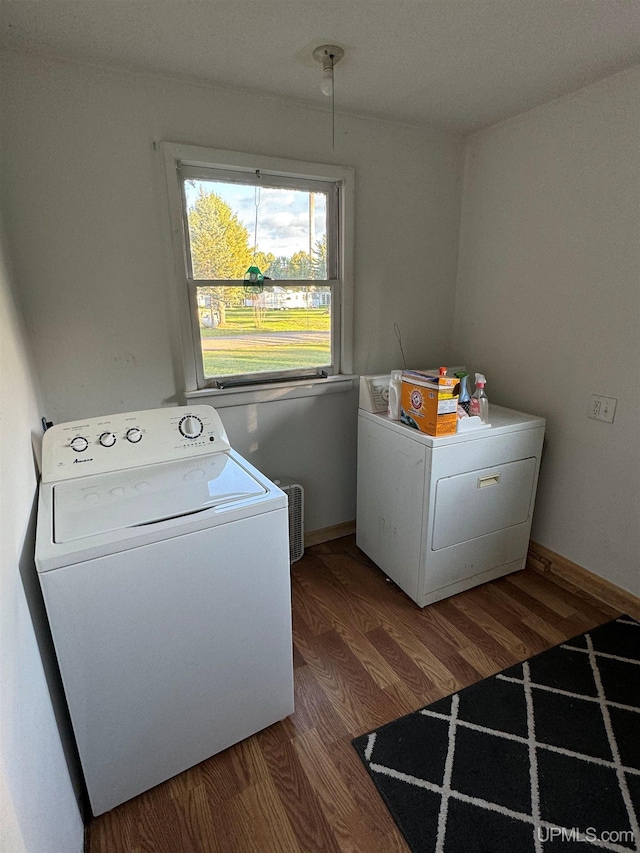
[470,374,489,424]
[388,370,403,420]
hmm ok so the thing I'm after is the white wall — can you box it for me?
[0,218,84,851]
[454,68,640,595]
[1,51,464,533]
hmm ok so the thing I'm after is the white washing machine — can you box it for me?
[35,405,294,815]
[357,405,545,607]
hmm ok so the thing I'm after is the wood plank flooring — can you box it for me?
[86,535,619,853]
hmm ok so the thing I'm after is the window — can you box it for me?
[162,144,353,394]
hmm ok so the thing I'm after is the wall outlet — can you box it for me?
[589,394,617,423]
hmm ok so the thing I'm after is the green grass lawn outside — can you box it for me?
[200,307,330,337]
[202,342,330,376]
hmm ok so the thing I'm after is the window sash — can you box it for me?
[180,165,340,387]
[178,164,339,282]
[189,279,340,390]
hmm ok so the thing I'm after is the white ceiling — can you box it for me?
[2,0,640,133]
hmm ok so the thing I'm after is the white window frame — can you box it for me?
[162,143,354,404]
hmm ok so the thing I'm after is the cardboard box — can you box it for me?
[400,369,459,436]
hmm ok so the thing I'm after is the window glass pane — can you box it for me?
[197,285,331,380]
[184,179,328,281]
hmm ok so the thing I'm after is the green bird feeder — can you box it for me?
[244,265,264,294]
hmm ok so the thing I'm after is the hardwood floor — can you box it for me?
[86,535,619,853]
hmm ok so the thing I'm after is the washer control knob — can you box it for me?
[125,427,143,443]
[70,436,89,452]
[99,431,116,447]
[179,416,203,439]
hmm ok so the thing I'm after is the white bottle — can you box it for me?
[388,370,402,420]
[470,374,489,424]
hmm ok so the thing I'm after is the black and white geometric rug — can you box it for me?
[353,615,640,853]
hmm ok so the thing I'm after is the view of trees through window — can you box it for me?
[184,179,333,381]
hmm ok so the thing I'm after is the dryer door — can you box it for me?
[431,457,538,550]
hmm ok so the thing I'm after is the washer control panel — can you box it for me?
[41,406,231,483]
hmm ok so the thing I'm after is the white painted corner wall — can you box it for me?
[0,221,84,851]
[454,67,640,596]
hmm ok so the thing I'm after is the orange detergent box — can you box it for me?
[400,369,460,436]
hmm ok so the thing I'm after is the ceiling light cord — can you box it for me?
[331,56,335,149]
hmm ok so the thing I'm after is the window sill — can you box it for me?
[184,374,357,408]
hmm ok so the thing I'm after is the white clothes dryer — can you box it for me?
[357,404,546,607]
[35,405,294,815]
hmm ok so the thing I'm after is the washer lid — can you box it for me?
[53,453,267,543]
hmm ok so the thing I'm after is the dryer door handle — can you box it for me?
[477,473,501,488]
